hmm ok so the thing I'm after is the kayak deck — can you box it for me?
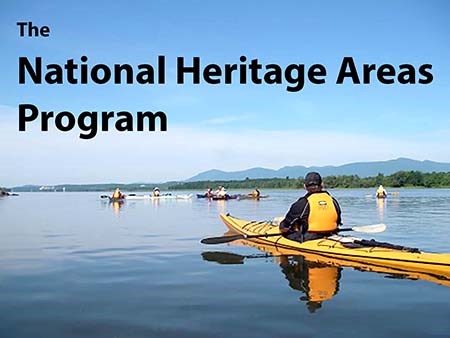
[219,214,450,278]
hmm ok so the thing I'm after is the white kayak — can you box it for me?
[125,193,192,200]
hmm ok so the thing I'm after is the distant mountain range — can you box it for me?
[9,158,450,191]
[186,158,450,181]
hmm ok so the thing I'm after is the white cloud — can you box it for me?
[1,104,450,186]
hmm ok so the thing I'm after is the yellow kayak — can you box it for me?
[219,214,450,279]
[217,235,450,288]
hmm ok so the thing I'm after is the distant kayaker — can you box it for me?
[217,186,227,197]
[279,172,342,242]
[251,188,261,198]
[376,185,387,199]
[111,188,123,199]
[205,188,214,197]
[153,187,161,197]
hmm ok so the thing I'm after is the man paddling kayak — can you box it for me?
[216,186,227,198]
[111,188,124,199]
[250,188,261,198]
[279,172,342,242]
[152,187,161,197]
[376,185,387,198]
[205,188,214,197]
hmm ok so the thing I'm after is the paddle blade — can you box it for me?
[201,251,245,264]
[201,234,245,245]
[351,223,386,233]
[271,216,284,226]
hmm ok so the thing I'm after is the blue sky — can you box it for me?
[1,1,449,185]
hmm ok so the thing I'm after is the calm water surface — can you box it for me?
[1,189,449,338]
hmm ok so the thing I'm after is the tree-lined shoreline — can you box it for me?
[169,171,450,190]
[8,170,450,192]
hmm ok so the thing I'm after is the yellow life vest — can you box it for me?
[112,191,121,198]
[306,192,338,232]
[376,187,386,197]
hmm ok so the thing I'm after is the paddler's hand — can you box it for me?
[279,227,291,233]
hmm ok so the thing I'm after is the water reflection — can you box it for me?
[202,251,341,313]
[100,198,124,214]
[2,190,450,337]
[111,201,123,214]
[239,198,263,212]
[279,255,341,312]
[101,194,197,213]
[206,198,228,214]
[376,197,386,222]
[202,237,450,312]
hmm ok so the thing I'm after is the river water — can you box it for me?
[1,189,449,338]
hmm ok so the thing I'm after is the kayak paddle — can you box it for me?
[202,251,271,264]
[343,223,386,233]
[201,223,387,245]
[101,194,128,199]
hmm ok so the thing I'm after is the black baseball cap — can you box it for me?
[304,172,322,187]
